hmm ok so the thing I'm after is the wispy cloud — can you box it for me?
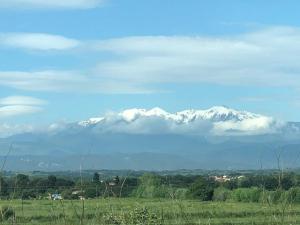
[93,26,300,89]
[1,26,300,93]
[0,70,155,94]
[0,96,47,106]
[0,123,34,137]
[0,96,46,118]
[0,105,42,118]
[0,0,106,9]
[239,97,270,103]
[0,33,80,50]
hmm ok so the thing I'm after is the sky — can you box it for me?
[0,0,300,129]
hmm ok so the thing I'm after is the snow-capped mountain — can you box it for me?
[78,117,104,127]
[120,106,265,123]
[0,106,298,171]
[80,106,266,124]
[77,106,281,135]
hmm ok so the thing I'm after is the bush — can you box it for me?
[213,187,231,202]
[129,207,161,225]
[259,189,299,205]
[173,188,188,200]
[62,189,78,200]
[187,177,215,201]
[84,187,97,199]
[134,185,170,198]
[284,187,300,204]
[22,190,37,199]
[0,206,14,221]
[103,207,162,225]
[230,188,262,203]
[134,173,169,198]
[260,189,284,204]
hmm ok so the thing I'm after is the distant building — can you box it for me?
[211,175,231,182]
[108,181,116,186]
[50,193,63,200]
[72,190,84,195]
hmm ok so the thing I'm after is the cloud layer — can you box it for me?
[0,123,34,137]
[94,27,300,89]
[0,26,300,93]
[0,33,80,50]
[0,96,46,118]
[0,0,106,9]
[0,96,47,106]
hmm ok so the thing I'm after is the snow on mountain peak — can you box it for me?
[79,106,269,125]
[197,106,261,122]
[120,107,169,122]
[78,117,104,127]
[77,106,281,135]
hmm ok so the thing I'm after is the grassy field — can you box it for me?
[0,198,300,225]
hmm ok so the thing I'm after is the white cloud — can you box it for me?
[0,0,106,9]
[0,123,34,137]
[1,27,300,93]
[0,105,42,118]
[213,117,277,135]
[0,70,154,94]
[0,33,80,50]
[0,96,45,118]
[93,26,300,90]
[0,96,47,106]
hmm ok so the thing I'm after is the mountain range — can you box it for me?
[0,106,300,171]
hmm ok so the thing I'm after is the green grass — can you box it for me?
[0,198,300,225]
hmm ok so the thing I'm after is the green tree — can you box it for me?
[93,172,100,183]
[85,186,97,198]
[47,175,57,188]
[213,187,231,201]
[16,174,29,188]
[135,173,168,198]
[0,177,8,197]
[15,174,30,199]
[188,177,215,201]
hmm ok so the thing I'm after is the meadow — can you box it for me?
[0,198,300,225]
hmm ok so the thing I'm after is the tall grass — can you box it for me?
[1,198,300,225]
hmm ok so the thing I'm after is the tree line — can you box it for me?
[0,171,300,203]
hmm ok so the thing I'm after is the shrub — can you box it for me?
[84,187,97,199]
[134,173,169,198]
[213,187,231,202]
[187,177,215,201]
[230,188,262,203]
[0,206,14,221]
[129,207,161,225]
[173,188,188,200]
[260,189,298,205]
[283,187,300,204]
[62,189,78,200]
[103,207,162,225]
[262,189,284,204]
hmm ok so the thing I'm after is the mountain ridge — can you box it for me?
[0,106,299,171]
[74,106,281,136]
[79,106,271,125]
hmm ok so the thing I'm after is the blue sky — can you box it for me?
[0,0,300,128]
